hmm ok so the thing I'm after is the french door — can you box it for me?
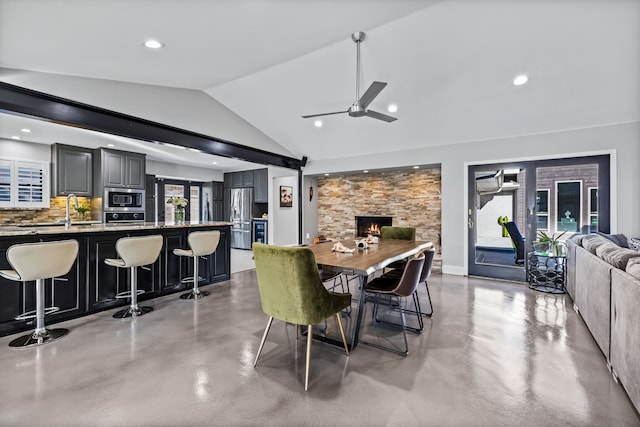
[468,155,610,282]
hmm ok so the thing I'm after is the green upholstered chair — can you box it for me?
[380,226,416,241]
[364,253,425,356]
[252,243,352,391]
[380,226,416,272]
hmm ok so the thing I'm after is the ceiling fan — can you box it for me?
[302,31,397,123]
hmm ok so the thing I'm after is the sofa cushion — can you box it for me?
[597,245,640,270]
[597,231,629,248]
[568,233,588,246]
[582,234,614,254]
[628,237,640,251]
[626,257,640,280]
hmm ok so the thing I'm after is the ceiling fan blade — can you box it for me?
[301,111,348,119]
[364,110,397,122]
[358,81,387,109]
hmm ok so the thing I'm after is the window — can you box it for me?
[589,187,598,232]
[556,181,581,233]
[536,190,549,231]
[0,159,50,208]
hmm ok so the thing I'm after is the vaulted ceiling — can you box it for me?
[1,0,638,169]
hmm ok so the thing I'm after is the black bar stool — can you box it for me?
[0,240,79,347]
[173,230,220,300]
[105,235,163,318]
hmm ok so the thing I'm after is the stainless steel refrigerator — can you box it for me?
[230,188,254,249]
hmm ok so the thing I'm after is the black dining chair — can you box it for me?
[363,254,425,356]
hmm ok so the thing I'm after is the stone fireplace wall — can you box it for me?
[317,168,441,250]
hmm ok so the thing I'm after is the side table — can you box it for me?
[527,252,566,294]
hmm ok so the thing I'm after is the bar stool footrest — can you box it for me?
[180,276,205,284]
[9,328,69,348]
[115,290,145,299]
[14,306,60,321]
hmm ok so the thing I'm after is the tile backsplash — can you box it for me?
[0,197,94,225]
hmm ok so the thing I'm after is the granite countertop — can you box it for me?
[0,221,233,237]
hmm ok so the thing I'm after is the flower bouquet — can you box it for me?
[167,196,188,223]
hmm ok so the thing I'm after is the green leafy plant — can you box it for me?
[537,230,567,255]
[75,201,91,214]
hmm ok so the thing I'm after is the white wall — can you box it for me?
[270,169,299,246]
[0,139,50,162]
[304,122,640,275]
[147,160,223,182]
[0,68,295,158]
[302,175,319,245]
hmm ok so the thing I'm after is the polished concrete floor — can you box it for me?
[0,271,638,427]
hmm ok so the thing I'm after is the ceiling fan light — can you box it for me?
[387,104,398,113]
[314,120,323,128]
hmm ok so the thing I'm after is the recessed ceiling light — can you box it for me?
[20,128,31,133]
[107,143,115,147]
[324,173,330,176]
[212,161,217,165]
[387,104,398,113]
[513,74,529,86]
[363,170,369,173]
[11,136,20,140]
[144,39,164,49]
[413,166,419,169]
[314,120,323,128]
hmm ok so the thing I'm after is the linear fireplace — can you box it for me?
[356,216,393,237]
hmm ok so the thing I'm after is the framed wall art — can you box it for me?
[280,185,293,207]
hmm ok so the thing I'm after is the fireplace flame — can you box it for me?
[368,224,381,235]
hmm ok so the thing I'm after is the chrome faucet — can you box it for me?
[62,193,79,226]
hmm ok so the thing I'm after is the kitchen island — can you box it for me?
[0,221,231,337]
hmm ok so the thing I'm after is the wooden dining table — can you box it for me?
[308,238,433,351]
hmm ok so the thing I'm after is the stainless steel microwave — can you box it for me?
[104,188,145,210]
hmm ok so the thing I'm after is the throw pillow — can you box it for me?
[582,235,613,254]
[568,233,587,246]
[628,237,640,251]
[598,245,640,270]
[597,231,629,248]
[626,257,640,280]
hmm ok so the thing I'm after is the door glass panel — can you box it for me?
[471,166,526,279]
[164,184,185,222]
[190,185,200,221]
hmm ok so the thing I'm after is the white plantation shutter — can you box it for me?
[0,159,50,208]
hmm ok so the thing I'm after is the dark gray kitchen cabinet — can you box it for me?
[242,170,254,187]
[211,201,225,221]
[212,182,224,201]
[95,148,146,190]
[253,168,268,203]
[0,235,85,337]
[51,144,93,196]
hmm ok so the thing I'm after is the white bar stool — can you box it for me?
[173,230,220,300]
[0,240,79,348]
[105,235,163,319]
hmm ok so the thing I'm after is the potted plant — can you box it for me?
[75,201,91,221]
[535,230,567,256]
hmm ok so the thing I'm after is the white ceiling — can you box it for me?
[1,0,638,167]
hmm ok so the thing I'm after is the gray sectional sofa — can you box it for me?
[566,234,640,413]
